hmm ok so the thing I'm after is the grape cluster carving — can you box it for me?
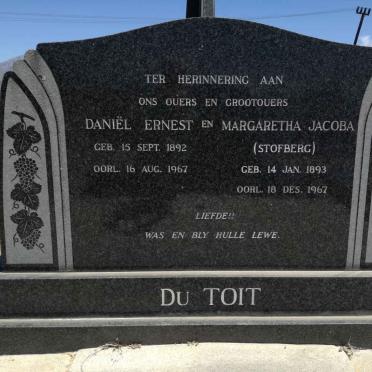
[7,111,44,251]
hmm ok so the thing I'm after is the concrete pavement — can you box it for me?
[1,343,372,372]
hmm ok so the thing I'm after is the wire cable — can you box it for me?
[0,8,355,24]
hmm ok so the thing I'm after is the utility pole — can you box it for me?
[354,7,371,45]
[186,0,215,18]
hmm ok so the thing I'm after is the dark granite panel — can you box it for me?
[1,276,372,316]
[3,324,372,355]
[36,18,372,270]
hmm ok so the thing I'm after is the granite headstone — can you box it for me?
[2,18,372,270]
[1,17,372,350]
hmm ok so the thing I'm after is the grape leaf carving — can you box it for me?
[6,124,41,155]
[10,182,41,210]
[10,210,43,239]
[6,122,23,138]
[7,112,45,251]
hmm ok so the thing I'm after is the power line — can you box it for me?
[0,8,355,24]
[248,8,354,20]
[0,18,174,24]
[0,11,171,20]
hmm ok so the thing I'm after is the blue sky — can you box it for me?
[0,0,372,61]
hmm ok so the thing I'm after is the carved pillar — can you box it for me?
[0,51,72,270]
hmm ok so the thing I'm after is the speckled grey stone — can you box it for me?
[32,18,372,270]
[0,272,372,316]
[2,18,372,348]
